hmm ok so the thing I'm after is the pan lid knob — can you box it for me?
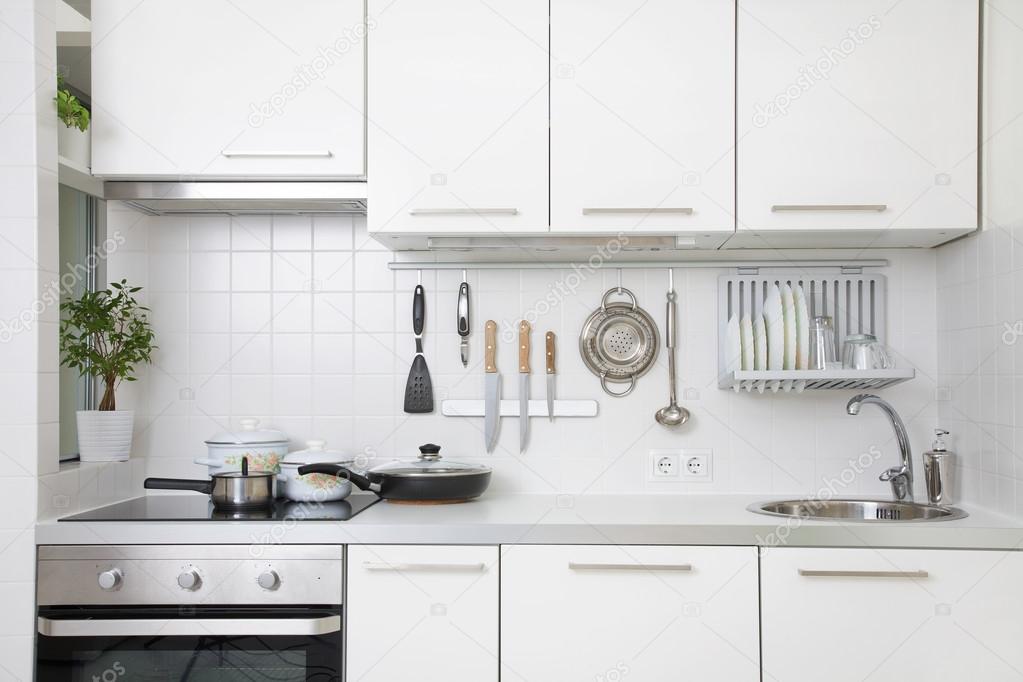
[418,443,442,461]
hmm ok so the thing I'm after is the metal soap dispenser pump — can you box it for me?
[923,429,954,505]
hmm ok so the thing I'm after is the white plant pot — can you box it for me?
[58,124,90,169]
[76,410,133,462]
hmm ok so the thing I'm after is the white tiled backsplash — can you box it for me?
[105,204,941,498]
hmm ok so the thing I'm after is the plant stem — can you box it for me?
[98,378,116,411]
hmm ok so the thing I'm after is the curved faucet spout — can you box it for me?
[846,394,914,501]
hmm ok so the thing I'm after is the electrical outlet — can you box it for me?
[648,450,712,482]
[648,451,680,479]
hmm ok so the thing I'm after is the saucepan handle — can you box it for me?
[144,478,214,494]
[297,464,377,492]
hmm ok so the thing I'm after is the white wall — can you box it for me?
[0,0,55,677]
[106,206,940,499]
[936,0,1023,516]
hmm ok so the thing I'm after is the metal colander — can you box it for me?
[579,288,659,397]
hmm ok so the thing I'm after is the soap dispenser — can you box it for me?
[923,429,954,505]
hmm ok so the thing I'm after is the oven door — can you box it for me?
[36,606,342,681]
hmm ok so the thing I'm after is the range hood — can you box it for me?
[103,181,367,216]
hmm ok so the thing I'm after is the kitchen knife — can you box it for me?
[545,331,556,422]
[519,320,531,453]
[457,281,470,367]
[484,320,500,453]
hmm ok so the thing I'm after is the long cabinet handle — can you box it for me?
[408,208,519,216]
[362,561,488,572]
[569,562,693,572]
[38,615,341,637]
[221,149,334,158]
[771,204,887,212]
[798,569,928,578]
[582,207,694,215]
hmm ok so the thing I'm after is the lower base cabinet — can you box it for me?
[500,545,760,682]
[346,545,499,682]
[762,548,1023,682]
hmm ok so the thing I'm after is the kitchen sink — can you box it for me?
[749,498,968,522]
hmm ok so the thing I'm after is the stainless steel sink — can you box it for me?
[749,498,968,522]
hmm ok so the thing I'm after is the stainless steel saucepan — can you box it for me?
[144,457,275,510]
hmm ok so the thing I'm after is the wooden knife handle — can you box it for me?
[518,320,531,373]
[484,320,497,373]
[545,331,556,375]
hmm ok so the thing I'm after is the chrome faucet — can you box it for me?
[846,394,913,502]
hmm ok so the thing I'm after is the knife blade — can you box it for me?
[519,320,531,453]
[545,331,556,422]
[484,320,500,453]
[457,281,470,367]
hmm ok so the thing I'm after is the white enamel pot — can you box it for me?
[277,440,354,503]
[196,418,288,476]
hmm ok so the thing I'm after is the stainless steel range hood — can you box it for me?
[103,181,367,216]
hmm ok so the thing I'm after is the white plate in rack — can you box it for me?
[763,284,784,392]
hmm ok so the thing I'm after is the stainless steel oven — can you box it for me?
[36,545,344,681]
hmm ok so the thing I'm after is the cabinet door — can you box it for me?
[346,545,498,682]
[735,0,978,247]
[762,547,1023,682]
[550,0,734,245]
[92,0,365,178]
[367,0,549,234]
[501,545,759,682]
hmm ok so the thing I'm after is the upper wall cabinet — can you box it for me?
[91,1,366,179]
[733,0,979,248]
[367,0,549,235]
[550,0,735,247]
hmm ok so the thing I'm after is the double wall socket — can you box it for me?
[648,449,712,481]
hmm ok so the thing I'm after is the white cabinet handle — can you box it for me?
[362,561,488,572]
[221,150,334,158]
[771,204,887,212]
[408,208,519,216]
[568,562,693,572]
[798,569,928,578]
[582,208,693,215]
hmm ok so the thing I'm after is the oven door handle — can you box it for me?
[38,615,342,637]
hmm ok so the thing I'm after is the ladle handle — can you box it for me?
[665,292,676,350]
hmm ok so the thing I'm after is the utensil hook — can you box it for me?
[616,269,623,295]
[417,269,422,286]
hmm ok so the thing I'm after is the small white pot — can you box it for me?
[58,124,90,168]
[76,410,133,462]
[277,440,354,502]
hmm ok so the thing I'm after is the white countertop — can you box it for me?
[34,494,1023,550]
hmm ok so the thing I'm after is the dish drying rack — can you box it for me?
[717,271,915,393]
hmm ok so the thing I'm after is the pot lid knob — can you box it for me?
[306,440,327,451]
[418,443,442,461]
[239,418,260,431]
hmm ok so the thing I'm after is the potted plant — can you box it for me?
[59,280,155,462]
[55,74,91,168]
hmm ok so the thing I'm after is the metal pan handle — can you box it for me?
[601,287,638,311]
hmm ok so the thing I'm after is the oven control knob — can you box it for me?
[177,570,202,591]
[97,568,123,591]
[257,570,280,591]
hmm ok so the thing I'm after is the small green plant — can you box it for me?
[55,74,90,131]
[59,280,156,411]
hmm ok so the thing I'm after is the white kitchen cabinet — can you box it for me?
[91,0,365,179]
[367,0,549,235]
[550,0,734,246]
[734,0,979,247]
[762,547,1023,682]
[346,545,498,682]
[501,545,760,682]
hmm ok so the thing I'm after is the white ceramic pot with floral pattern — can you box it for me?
[195,418,288,476]
[278,440,354,502]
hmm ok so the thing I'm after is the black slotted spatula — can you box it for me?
[403,284,434,413]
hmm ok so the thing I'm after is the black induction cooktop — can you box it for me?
[59,494,379,522]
